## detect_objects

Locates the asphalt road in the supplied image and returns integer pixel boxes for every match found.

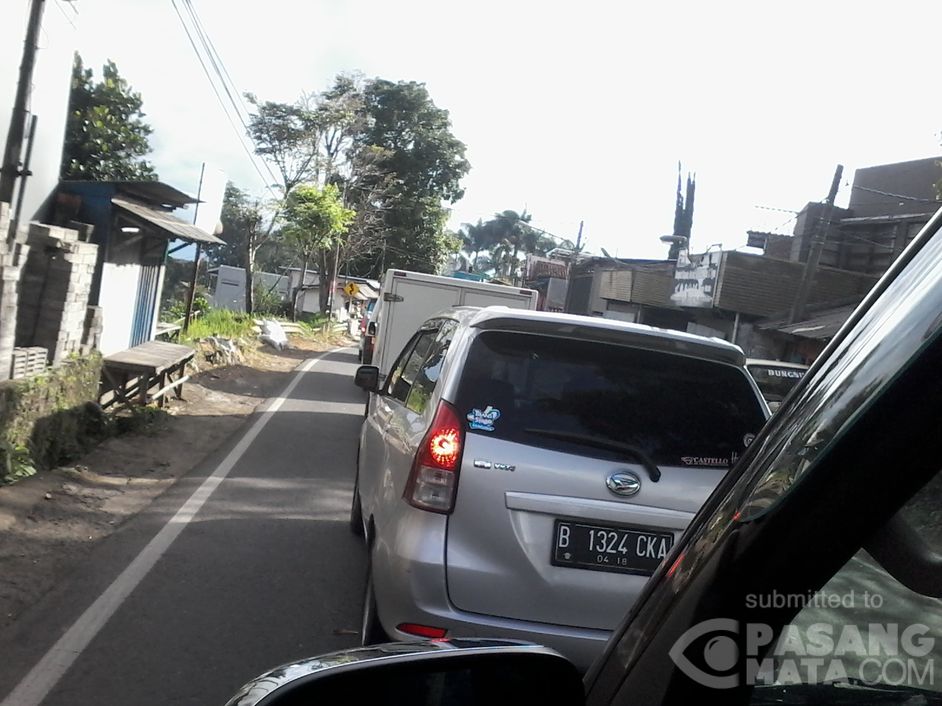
[0,348,367,706]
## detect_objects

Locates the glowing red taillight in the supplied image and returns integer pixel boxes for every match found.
[404,401,464,513]
[397,623,448,639]
[428,427,461,469]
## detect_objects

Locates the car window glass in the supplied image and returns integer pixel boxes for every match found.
[406,320,458,415]
[739,229,942,521]
[746,364,807,405]
[390,327,438,404]
[384,331,422,398]
[454,331,766,468]
[748,470,942,704]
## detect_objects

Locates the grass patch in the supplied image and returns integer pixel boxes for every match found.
[181,308,256,343]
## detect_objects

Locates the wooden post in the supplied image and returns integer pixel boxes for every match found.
[183,243,202,332]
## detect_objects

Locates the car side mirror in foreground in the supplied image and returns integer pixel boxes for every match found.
[354,365,380,392]
[226,640,585,706]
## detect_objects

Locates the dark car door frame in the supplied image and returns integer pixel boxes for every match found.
[586,207,942,706]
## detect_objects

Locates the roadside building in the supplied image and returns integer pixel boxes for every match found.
[663,157,941,363]
[564,258,688,329]
[282,268,380,320]
[50,181,224,354]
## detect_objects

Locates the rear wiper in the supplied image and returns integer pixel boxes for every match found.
[523,429,661,482]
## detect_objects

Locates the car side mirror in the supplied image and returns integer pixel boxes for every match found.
[367,321,377,336]
[355,365,380,392]
[226,641,585,706]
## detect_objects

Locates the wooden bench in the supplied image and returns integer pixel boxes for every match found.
[100,341,195,410]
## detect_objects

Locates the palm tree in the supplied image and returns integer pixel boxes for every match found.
[490,209,532,283]
[457,219,494,272]
[489,240,518,281]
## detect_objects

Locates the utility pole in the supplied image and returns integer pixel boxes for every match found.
[1,0,46,242]
[789,164,843,325]
[183,164,206,333]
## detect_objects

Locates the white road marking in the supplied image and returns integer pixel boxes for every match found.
[1,351,337,706]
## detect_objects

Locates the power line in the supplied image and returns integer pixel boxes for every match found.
[754,204,800,215]
[850,184,942,204]
[53,0,76,29]
[181,0,280,190]
[169,0,278,196]
[174,0,278,189]
[180,0,253,122]
[180,0,250,126]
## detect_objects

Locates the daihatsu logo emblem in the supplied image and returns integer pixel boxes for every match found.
[606,472,641,497]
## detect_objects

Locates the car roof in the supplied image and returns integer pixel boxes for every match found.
[434,306,747,367]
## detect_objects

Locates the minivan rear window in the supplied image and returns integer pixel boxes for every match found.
[454,331,766,468]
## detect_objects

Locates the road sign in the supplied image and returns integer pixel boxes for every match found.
[343,281,360,298]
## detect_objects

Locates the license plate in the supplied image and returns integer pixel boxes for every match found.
[551,520,674,575]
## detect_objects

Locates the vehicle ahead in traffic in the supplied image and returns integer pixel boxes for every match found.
[231,198,942,706]
[350,307,768,670]
[357,298,377,363]
[367,269,538,378]
[745,358,809,411]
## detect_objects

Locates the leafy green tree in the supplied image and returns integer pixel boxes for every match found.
[61,53,157,180]
[457,219,495,272]
[244,76,469,285]
[456,210,572,281]
[281,183,355,317]
[352,79,470,274]
[215,182,271,314]
[245,94,321,196]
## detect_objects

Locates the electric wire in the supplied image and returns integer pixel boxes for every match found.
[169,0,278,196]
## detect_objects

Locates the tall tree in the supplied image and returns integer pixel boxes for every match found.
[244,76,469,294]
[217,183,270,314]
[280,183,355,318]
[457,219,495,272]
[489,210,533,282]
[245,94,321,196]
[243,95,323,312]
[353,79,470,274]
[61,53,157,180]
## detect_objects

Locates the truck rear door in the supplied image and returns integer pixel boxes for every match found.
[378,278,461,375]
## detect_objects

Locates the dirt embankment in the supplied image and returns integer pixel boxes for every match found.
[0,335,345,633]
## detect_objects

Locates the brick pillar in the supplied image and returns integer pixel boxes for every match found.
[16,223,98,366]
[0,202,30,381]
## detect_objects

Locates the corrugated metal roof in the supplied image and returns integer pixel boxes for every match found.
[759,304,858,341]
[113,198,224,245]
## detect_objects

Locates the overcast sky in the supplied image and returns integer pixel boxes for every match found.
[68,0,942,259]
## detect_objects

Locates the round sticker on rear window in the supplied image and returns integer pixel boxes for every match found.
[467,406,501,432]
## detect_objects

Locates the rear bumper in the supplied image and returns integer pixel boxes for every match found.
[371,510,612,672]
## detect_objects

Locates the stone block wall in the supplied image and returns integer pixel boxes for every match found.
[0,352,105,478]
[16,223,98,365]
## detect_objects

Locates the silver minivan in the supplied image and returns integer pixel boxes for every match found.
[352,307,768,670]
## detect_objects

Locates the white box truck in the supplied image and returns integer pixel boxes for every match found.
[368,270,539,377]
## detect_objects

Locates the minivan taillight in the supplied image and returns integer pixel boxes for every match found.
[404,401,464,513]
